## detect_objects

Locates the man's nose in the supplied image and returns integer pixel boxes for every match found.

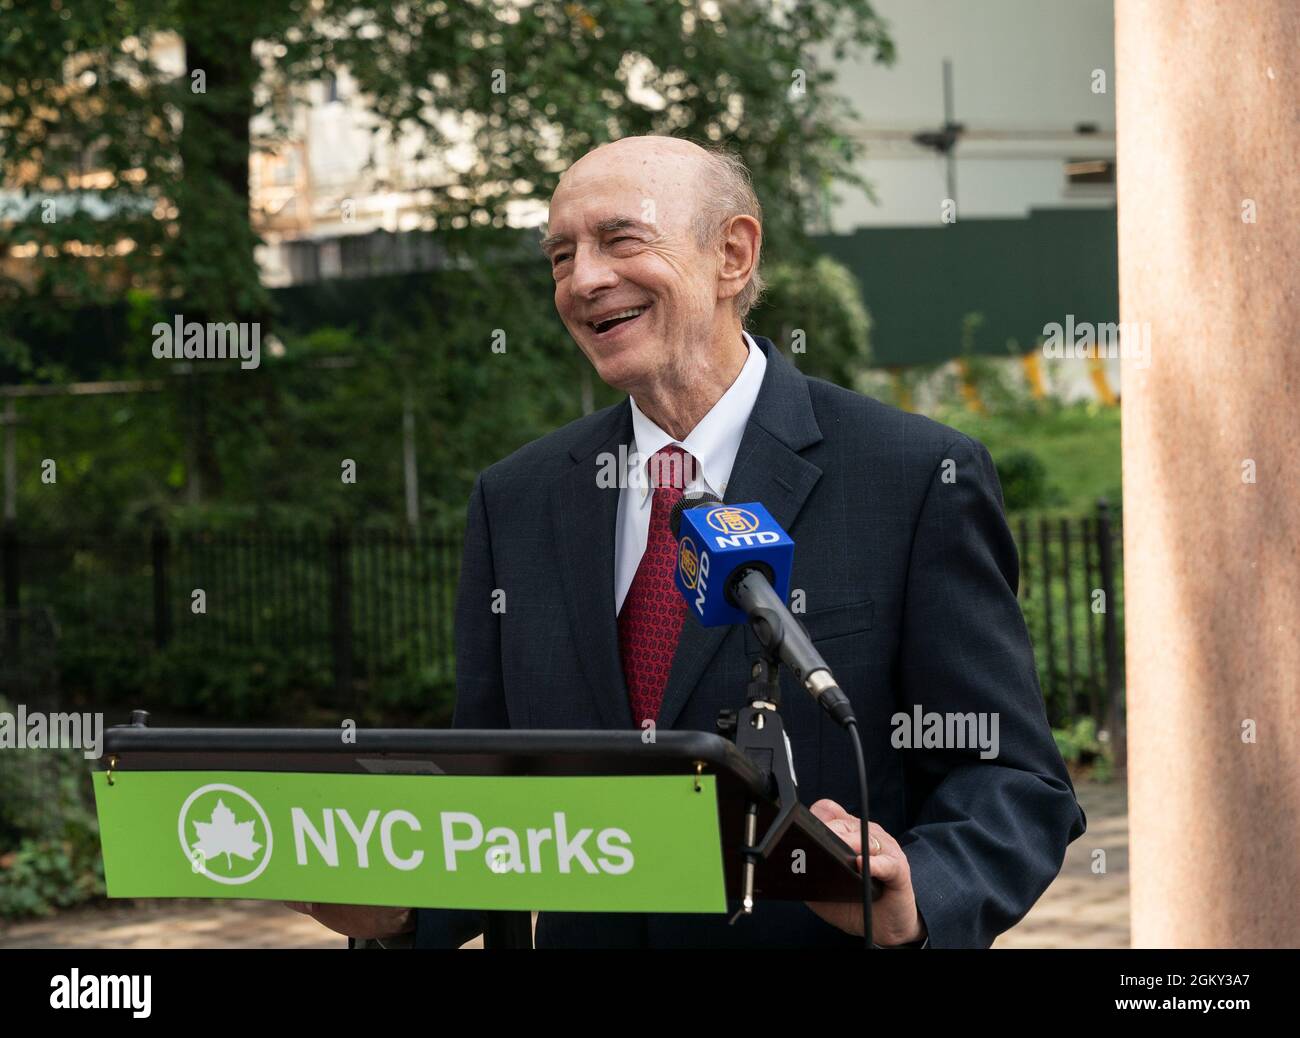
[568,242,619,296]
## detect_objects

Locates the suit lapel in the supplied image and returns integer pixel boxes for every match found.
[552,403,636,730]
[655,337,825,729]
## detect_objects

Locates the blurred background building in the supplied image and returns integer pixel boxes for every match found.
[239,0,1120,399]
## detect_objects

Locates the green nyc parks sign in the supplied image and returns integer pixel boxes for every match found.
[93,771,727,913]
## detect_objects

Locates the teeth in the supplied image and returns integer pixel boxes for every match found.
[592,306,648,330]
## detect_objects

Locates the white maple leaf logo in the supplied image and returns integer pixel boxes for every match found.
[190,798,262,870]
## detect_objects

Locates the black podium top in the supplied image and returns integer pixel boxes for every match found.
[103,722,868,903]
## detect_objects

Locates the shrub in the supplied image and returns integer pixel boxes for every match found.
[0,696,105,919]
[995,449,1049,511]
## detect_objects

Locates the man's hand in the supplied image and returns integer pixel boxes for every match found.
[284,902,415,940]
[805,799,926,946]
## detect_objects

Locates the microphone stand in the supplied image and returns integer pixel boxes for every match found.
[719,583,881,943]
[669,494,877,941]
[721,642,800,922]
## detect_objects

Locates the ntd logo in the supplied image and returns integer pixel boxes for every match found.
[673,500,793,627]
[677,535,711,617]
[705,506,759,535]
[677,537,700,589]
[713,530,782,549]
[690,550,711,617]
[706,504,777,548]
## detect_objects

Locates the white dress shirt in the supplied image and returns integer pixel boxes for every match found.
[614,331,767,615]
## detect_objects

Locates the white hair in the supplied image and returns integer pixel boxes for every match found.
[689,145,765,320]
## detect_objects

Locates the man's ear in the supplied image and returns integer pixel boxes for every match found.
[716,214,761,304]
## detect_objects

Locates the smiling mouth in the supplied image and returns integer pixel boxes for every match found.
[589,303,652,336]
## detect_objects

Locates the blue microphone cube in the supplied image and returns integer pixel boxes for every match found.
[674,501,794,626]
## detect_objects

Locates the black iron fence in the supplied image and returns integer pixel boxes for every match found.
[1013,500,1126,751]
[1,524,460,721]
[0,505,1125,731]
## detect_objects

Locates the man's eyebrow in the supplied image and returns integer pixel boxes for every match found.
[539,217,653,258]
[539,231,567,257]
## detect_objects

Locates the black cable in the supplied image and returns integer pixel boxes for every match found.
[845,716,873,950]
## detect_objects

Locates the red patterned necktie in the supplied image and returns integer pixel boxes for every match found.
[618,445,692,727]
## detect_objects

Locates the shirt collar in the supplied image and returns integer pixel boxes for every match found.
[628,330,767,503]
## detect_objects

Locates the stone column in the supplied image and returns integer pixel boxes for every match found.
[1115,0,1299,947]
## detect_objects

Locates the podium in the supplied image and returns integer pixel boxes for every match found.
[96,716,876,948]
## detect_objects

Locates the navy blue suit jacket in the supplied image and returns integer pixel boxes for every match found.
[416,334,1085,948]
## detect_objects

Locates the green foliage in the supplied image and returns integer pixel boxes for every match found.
[1016,520,1125,732]
[1052,716,1112,781]
[0,1,271,331]
[269,0,894,265]
[995,449,1049,511]
[57,639,332,723]
[0,695,105,919]
[956,315,1035,412]
[6,264,586,535]
[902,323,1121,518]
[752,254,872,385]
[935,401,1122,516]
[3,0,898,533]
[56,642,452,729]
[1053,716,1101,763]
[0,834,105,919]
[2,0,895,355]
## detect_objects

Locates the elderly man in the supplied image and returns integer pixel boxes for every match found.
[292,135,1085,948]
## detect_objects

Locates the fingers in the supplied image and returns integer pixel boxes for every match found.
[861,823,910,888]
[834,821,901,874]
[813,809,912,893]
[814,803,883,853]
[866,846,905,886]
[823,816,862,854]
[806,815,917,941]
[809,798,854,825]
[865,821,894,856]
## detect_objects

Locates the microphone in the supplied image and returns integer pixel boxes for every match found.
[670,493,855,728]
[669,492,792,626]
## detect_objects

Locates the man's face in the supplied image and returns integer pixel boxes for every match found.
[545,147,719,394]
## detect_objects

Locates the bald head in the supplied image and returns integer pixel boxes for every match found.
[543,134,763,410]
[548,135,765,319]
[556,135,712,186]
[554,136,710,241]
